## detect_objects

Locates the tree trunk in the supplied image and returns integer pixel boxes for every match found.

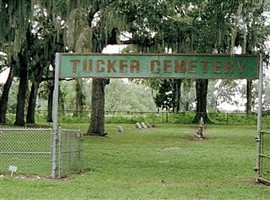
[87,78,108,136]
[246,79,252,114]
[26,80,39,124]
[193,79,210,124]
[241,18,253,115]
[47,80,54,122]
[173,79,182,112]
[14,55,28,126]
[0,65,14,124]
[59,87,66,113]
[85,2,123,136]
[26,61,44,124]
[74,78,84,117]
[86,22,108,136]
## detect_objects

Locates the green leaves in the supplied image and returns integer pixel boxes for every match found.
[105,79,156,112]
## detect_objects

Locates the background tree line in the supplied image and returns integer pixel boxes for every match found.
[4,77,270,115]
[0,0,270,136]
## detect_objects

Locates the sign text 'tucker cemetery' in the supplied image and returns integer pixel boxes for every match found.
[58,54,259,79]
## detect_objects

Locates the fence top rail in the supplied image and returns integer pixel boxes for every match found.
[59,128,81,132]
[0,128,52,131]
[0,151,52,154]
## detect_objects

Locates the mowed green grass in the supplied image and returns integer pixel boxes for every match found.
[1,124,270,200]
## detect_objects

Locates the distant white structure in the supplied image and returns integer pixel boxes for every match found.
[0,68,9,84]
[102,44,127,53]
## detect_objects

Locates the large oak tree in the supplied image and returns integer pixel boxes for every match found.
[0,0,269,129]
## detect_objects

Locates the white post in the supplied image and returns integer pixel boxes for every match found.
[257,54,263,131]
[255,54,263,182]
[52,53,60,179]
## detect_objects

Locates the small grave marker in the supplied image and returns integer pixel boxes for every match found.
[141,122,147,129]
[117,126,124,133]
[135,122,142,129]
[194,117,205,139]
[9,165,17,177]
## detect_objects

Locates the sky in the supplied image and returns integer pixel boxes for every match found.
[0,68,9,84]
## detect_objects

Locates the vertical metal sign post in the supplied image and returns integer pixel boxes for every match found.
[255,54,263,182]
[52,53,60,179]
[257,54,263,131]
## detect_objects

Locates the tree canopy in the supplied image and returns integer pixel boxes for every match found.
[0,0,269,130]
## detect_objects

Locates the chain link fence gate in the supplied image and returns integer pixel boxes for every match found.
[255,131,270,184]
[57,128,83,177]
[0,128,83,178]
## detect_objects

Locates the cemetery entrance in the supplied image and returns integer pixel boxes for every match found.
[55,53,263,181]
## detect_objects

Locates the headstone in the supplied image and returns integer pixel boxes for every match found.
[117,126,124,133]
[135,122,142,129]
[141,122,147,129]
[194,117,205,139]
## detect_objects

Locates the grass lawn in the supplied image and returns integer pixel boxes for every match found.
[1,124,270,199]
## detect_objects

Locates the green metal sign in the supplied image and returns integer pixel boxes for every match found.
[57,53,259,79]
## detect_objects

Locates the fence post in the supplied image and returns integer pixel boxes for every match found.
[52,53,60,179]
[255,54,264,183]
[58,128,62,178]
[51,127,58,179]
[255,133,261,183]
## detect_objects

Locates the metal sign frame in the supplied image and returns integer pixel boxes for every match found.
[52,53,263,179]
[57,53,259,79]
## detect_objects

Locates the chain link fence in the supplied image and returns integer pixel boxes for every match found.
[0,128,52,176]
[0,127,83,178]
[30,110,270,126]
[4,110,270,126]
[57,128,83,178]
[256,131,270,184]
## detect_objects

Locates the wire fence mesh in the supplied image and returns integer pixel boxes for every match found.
[258,131,270,184]
[0,128,52,176]
[0,128,83,178]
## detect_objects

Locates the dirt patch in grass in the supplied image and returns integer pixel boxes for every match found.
[184,135,211,141]
[0,174,53,180]
[0,169,94,181]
